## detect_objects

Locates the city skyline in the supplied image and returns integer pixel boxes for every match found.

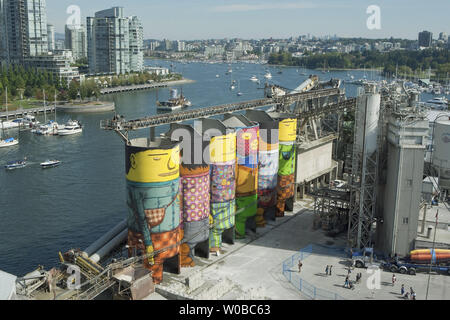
[47,0,450,41]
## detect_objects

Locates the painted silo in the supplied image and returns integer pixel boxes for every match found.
[125,138,182,284]
[195,119,236,254]
[166,124,211,267]
[246,110,280,227]
[223,114,259,238]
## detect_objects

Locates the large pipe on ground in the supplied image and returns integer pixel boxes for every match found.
[89,229,128,264]
[82,219,127,258]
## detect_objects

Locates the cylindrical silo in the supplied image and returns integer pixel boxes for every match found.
[268,113,297,218]
[355,90,381,156]
[276,142,296,217]
[245,110,280,227]
[195,119,237,254]
[223,114,259,238]
[125,138,182,284]
[433,120,450,193]
[165,124,211,267]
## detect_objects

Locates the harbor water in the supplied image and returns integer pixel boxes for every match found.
[0,59,447,276]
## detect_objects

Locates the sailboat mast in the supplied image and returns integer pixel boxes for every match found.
[43,89,46,123]
[54,90,57,122]
[5,86,8,121]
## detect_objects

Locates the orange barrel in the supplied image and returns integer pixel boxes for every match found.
[125,138,182,284]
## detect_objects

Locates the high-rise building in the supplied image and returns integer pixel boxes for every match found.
[128,16,143,72]
[1,0,48,64]
[47,24,55,52]
[65,24,87,61]
[87,7,143,74]
[438,32,448,42]
[0,0,7,64]
[418,30,433,48]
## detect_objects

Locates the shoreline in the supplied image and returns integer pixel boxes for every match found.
[99,78,196,95]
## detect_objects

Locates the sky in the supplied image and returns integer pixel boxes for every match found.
[47,0,450,40]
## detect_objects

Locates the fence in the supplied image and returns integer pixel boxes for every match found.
[282,244,346,300]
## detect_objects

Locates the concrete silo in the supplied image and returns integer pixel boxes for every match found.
[165,124,211,267]
[125,138,182,284]
[246,110,280,227]
[223,114,259,238]
[433,120,450,196]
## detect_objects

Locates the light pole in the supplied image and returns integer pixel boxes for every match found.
[425,209,438,300]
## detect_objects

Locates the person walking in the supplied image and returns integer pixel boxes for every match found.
[401,284,405,296]
[298,260,303,273]
[410,288,416,300]
[325,265,329,276]
[329,265,333,275]
[392,274,397,286]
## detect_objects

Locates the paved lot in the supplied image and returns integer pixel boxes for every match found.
[156,198,450,300]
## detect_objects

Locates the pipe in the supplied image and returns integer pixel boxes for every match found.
[89,229,128,264]
[82,219,127,258]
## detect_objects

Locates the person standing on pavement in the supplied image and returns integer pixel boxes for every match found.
[401,284,405,296]
[329,265,333,275]
[392,274,397,286]
[298,260,303,273]
[325,265,329,276]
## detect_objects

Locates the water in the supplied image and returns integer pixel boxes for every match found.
[0,59,446,276]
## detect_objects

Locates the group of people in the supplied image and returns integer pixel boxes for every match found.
[325,265,333,276]
[400,284,417,300]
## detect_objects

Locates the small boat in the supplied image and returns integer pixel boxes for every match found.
[5,159,27,170]
[58,120,83,136]
[0,137,19,148]
[250,75,259,82]
[425,97,449,110]
[264,72,272,79]
[0,121,19,130]
[40,160,61,169]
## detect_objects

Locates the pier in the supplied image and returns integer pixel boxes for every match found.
[0,106,55,120]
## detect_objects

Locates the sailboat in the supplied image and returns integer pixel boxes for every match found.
[32,90,59,135]
[0,119,18,148]
[0,87,19,130]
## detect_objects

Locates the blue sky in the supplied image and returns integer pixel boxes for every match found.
[47,0,450,40]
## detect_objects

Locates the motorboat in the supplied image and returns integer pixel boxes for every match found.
[5,159,27,170]
[32,120,59,136]
[157,89,191,111]
[58,120,83,136]
[425,97,449,110]
[40,160,61,169]
[0,137,19,148]
[264,72,272,79]
[0,121,19,130]
[250,75,259,82]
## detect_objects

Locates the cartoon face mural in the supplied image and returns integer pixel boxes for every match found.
[278,118,297,142]
[126,144,181,183]
[209,133,237,164]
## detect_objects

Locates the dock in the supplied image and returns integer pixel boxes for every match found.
[0,106,55,120]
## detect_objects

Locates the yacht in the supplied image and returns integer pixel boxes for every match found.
[250,75,259,82]
[0,137,19,148]
[58,120,83,136]
[157,89,191,111]
[32,120,59,136]
[0,121,19,130]
[40,160,61,169]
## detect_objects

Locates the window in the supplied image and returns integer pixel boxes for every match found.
[403,218,409,224]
